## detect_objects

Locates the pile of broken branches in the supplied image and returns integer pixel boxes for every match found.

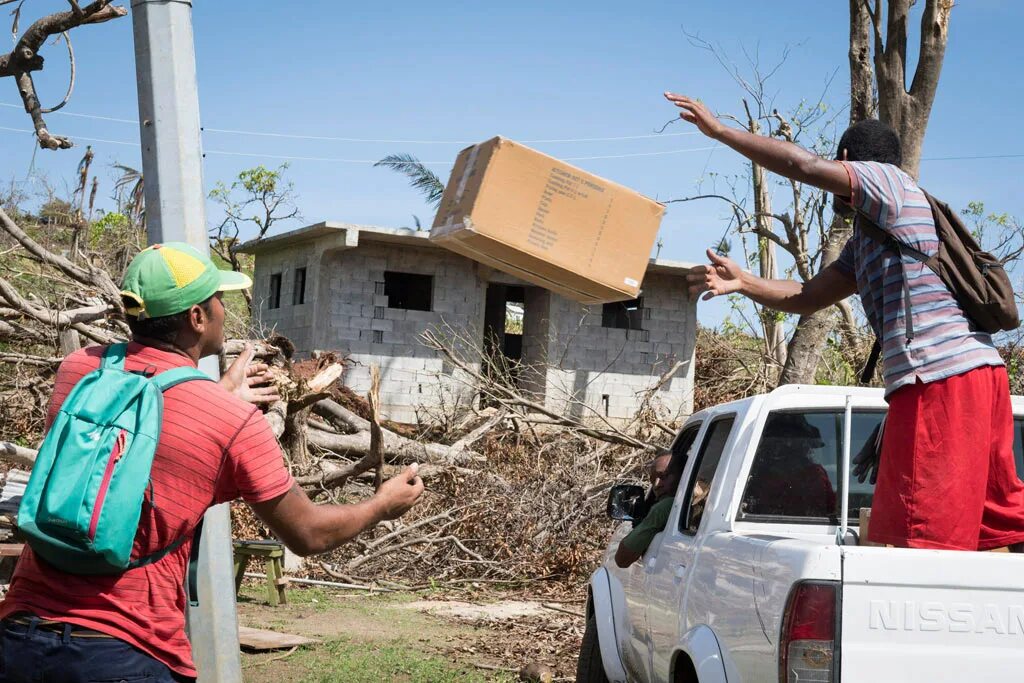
[0,199,672,593]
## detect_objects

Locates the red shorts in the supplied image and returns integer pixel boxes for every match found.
[869,365,1024,550]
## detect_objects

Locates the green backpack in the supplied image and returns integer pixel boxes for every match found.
[18,343,212,598]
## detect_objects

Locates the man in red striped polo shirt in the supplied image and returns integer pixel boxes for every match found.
[0,243,424,682]
[666,92,1024,551]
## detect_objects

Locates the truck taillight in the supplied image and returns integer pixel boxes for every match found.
[779,581,838,683]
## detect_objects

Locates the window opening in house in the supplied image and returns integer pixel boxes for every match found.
[292,267,306,305]
[602,297,644,330]
[268,273,282,310]
[505,286,524,335]
[384,271,432,311]
[502,286,525,362]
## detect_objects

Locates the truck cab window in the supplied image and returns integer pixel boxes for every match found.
[739,410,884,523]
[668,423,701,481]
[680,416,734,535]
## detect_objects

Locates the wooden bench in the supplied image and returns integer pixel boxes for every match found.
[232,540,288,606]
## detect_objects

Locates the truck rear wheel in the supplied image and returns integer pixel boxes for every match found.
[576,613,611,683]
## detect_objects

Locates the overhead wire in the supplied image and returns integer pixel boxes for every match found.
[0,125,720,162]
[0,102,700,144]
[0,103,1022,163]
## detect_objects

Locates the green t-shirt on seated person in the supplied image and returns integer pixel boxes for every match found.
[620,497,674,555]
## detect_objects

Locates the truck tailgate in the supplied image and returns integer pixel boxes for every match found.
[840,546,1024,681]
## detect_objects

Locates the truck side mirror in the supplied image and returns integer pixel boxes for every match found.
[607,484,645,521]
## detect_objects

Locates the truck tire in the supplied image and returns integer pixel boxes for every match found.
[576,613,611,683]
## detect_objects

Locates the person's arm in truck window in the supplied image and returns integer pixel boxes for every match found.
[614,497,673,568]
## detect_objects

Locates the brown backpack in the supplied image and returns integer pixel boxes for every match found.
[857,190,1019,383]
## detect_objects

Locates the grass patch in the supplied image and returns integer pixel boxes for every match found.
[245,636,514,683]
[237,583,336,611]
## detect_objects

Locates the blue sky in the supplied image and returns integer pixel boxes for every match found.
[1,1,1020,327]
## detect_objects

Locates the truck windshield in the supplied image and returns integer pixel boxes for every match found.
[739,411,1024,523]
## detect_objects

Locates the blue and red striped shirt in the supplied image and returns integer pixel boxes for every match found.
[836,161,1003,396]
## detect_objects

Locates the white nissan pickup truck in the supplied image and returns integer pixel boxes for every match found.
[578,384,1024,683]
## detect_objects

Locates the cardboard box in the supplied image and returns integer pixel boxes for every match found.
[430,137,665,304]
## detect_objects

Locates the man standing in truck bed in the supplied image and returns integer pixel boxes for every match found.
[666,91,1024,552]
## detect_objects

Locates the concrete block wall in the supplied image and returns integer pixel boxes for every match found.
[252,232,697,425]
[250,243,316,352]
[543,273,696,423]
[320,243,486,423]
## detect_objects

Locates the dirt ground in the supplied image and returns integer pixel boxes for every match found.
[237,583,585,682]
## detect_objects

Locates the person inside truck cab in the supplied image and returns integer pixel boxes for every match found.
[632,451,673,523]
[615,458,684,568]
[742,413,837,519]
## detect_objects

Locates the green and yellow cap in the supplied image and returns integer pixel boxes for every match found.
[120,242,251,319]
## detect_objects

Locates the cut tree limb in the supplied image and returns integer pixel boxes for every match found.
[313,399,369,433]
[0,352,62,367]
[306,427,481,466]
[449,407,506,452]
[368,366,384,490]
[306,363,344,393]
[0,441,36,467]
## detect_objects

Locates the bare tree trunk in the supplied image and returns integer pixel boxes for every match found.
[753,162,787,371]
[849,0,877,122]
[745,104,787,372]
[778,0,875,385]
[778,218,851,384]
[871,0,953,178]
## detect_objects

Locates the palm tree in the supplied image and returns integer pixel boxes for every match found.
[374,154,445,210]
[113,164,145,228]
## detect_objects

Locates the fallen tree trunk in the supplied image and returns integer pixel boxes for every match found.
[306,426,482,466]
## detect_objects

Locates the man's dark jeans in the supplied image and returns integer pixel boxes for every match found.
[0,617,193,683]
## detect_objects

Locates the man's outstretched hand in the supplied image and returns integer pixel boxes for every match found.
[220,344,282,405]
[376,464,425,520]
[664,92,726,139]
[687,249,745,301]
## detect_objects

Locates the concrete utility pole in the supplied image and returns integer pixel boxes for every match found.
[130,2,242,681]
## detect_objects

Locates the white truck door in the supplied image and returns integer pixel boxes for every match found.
[622,556,654,680]
[647,416,736,683]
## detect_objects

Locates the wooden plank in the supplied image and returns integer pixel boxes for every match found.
[0,543,23,557]
[237,626,318,652]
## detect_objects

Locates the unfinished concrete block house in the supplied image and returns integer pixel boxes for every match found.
[241,222,698,424]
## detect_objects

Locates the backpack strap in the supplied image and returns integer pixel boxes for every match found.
[151,366,215,392]
[101,343,129,370]
[187,517,204,607]
[860,339,882,385]
[126,518,204,606]
[125,366,213,600]
[855,211,929,345]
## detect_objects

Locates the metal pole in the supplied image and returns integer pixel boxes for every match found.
[837,395,853,545]
[130,2,242,681]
